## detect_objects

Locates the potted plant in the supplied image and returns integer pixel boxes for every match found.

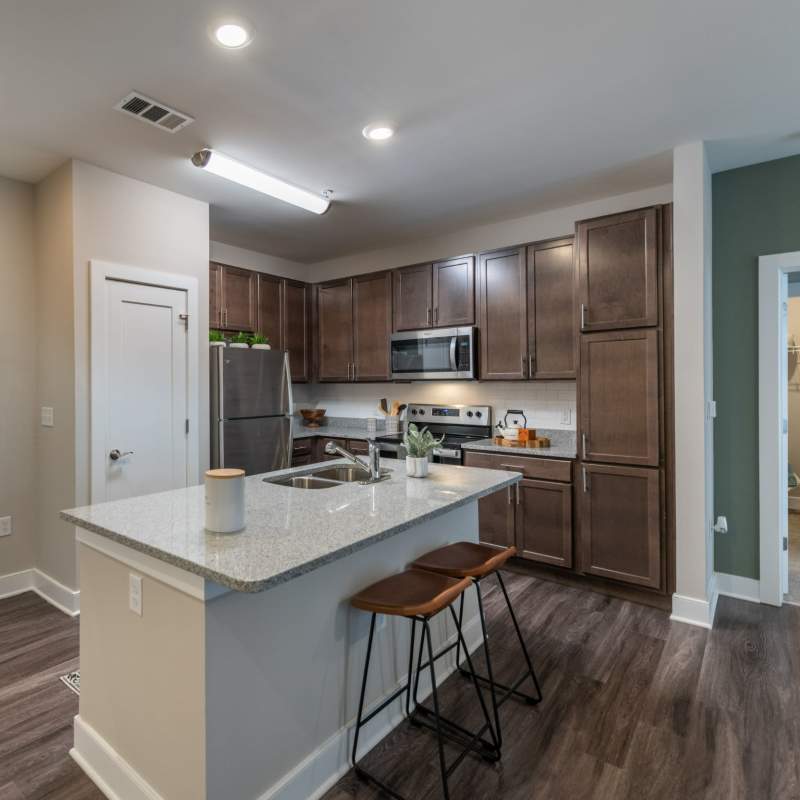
[403,423,443,478]
[209,330,226,347]
[250,333,271,350]
[230,331,250,349]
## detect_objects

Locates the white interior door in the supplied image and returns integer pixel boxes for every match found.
[782,290,790,595]
[100,279,189,502]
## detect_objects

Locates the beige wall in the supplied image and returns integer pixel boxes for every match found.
[210,240,309,281]
[0,177,37,576]
[34,163,77,587]
[72,162,211,513]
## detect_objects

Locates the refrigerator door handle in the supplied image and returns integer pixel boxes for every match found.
[284,351,294,466]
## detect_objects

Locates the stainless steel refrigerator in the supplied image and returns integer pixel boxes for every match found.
[210,347,293,475]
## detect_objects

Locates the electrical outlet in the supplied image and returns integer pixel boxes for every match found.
[41,406,54,427]
[0,516,11,537]
[129,573,142,616]
[560,408,572,426]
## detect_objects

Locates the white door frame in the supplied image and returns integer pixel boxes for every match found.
[758,251,800,606]
[90,260,199,503]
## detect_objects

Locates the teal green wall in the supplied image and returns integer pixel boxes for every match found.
[713,154,800,579]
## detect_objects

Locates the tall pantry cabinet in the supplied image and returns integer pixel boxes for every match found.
[576,204,673,594]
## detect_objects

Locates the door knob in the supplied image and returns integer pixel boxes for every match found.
[109,449,134,461]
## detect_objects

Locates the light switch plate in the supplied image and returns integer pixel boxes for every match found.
[129,573,142,616]
[0,517,11,537]
[41,406,54,427]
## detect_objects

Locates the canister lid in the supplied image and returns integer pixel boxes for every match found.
[205,468,245,479]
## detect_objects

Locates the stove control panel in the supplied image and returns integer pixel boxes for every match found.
[406,404,491,427]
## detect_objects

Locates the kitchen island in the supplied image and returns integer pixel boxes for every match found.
[62,459,519,800]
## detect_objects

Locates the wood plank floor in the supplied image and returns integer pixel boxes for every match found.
[2,575,800,799]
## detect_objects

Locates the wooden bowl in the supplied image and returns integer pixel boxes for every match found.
[300,409,326,428]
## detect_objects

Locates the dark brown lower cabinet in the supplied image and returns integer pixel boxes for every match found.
[516,479,572,567]
[291,440,313,467]
[476,484,515,549]
[579,463,661,589]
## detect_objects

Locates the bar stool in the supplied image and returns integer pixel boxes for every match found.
[410,543,543,749]
[350,568,500,800]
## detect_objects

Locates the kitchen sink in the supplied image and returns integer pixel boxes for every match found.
[263,464,392,489]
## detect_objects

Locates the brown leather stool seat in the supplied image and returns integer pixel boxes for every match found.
[351,568,472,618]
[410,542,517,579]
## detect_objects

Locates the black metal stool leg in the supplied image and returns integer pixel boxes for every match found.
[423,618,450,800]
[405,618,417,718]
[472,581,502,748]
[352,613,376,769]
[496,571,543,704]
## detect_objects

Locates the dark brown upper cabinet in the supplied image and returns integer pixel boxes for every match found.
[393,263,432,331]
[516,478,573,568]
[353,272,392,381]
[433,255,474,327]
[478,247,528,380]
[282,279,310,383]
[317,279,353,382]
[256,273,282,347]
[209,263,222,328]
[317,273,392,382]
[579,463,661,589]
[393,256,474,331]
[577,206,659,332]
[527,237,576,380]
[218,263,257,332]
[580,329,660,467]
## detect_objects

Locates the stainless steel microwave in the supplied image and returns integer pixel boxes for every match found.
[390,327,477,380]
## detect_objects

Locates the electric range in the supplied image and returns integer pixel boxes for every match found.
[374,403,492,464]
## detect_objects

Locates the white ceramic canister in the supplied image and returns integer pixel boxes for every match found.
[205,468,246,533]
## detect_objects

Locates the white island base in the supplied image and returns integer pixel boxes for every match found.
[72,503,483,800]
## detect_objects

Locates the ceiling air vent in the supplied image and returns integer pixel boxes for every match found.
[114,92,194,134]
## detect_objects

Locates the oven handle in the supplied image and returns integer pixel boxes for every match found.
[449,337,457,371]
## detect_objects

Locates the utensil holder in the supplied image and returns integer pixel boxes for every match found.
[385,415,400,434]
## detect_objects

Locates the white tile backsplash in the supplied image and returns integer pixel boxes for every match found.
[292,381,577,430]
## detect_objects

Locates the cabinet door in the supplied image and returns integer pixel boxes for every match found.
[433,255,474,327]
[283,279,310,383]
[528,238,576,379]
[580,329,659,466]
[477,486,515,549]
[577,207,659,331]
[515,479,573,567]
[209,263,223,329]
[393,263,432,331]
[221,265,257,331]
[257,273,283,348]
[579,463,661,589]
[353,272,392,381]
[317,280,353,381]
[478,247,528,380]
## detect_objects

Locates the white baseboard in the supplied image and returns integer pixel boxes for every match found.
[71,616,483,800]
[715,572,761,604]
[72,715,164,800]
[670,573,718,629]
[0,567,80,616]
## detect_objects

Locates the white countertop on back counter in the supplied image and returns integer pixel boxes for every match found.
[61,460,520,594]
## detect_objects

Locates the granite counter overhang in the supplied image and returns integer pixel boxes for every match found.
[61,461,520,595]
[461,435,577,460]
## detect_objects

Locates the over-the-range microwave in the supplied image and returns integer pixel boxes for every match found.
[390,326,477,380]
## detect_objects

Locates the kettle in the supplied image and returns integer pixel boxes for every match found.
[501,409,527,441]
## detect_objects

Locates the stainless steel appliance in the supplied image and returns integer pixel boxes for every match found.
[210,347,293,474]
[375,403,491,464]
[390,327,477,381]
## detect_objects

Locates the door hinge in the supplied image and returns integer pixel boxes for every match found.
[185,418,190,435]
[784,536,789,552]
[783,418,789,435]
[179,313,189,329]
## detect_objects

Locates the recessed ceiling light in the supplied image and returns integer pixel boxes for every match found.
[212,20,253,49]
[362,123,395,142]
[191,149,330,215]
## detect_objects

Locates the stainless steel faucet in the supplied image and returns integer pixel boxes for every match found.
[324,440,383,482]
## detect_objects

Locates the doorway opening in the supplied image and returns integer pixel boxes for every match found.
[786,281,800,604]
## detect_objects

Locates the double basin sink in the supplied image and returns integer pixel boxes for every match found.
[264,464,392,490]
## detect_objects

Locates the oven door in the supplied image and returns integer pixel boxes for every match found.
[390,327,475,380]
[433,447,462,465]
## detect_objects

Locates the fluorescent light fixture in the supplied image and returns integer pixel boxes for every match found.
[362,122,395,141]
[211,19,254,48]
[191,149,331,215]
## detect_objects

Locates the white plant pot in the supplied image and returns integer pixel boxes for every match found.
[406,456,429,478]
[210,341,226,348]
[251,344,271,350]
[229,343,249,349]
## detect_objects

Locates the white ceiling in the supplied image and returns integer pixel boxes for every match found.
[1,0,799,262]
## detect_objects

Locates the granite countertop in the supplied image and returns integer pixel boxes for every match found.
[61,461,519,594]
[462,429,577,459]
[293,425,373,441]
